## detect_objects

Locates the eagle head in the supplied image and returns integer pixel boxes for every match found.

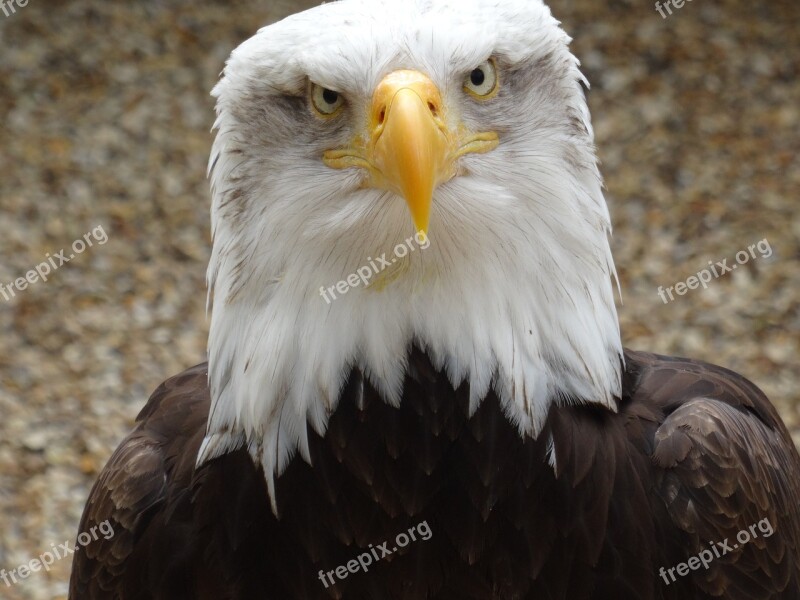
[199,0,623,499]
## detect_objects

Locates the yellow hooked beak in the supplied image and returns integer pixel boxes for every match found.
[323,70,499,236]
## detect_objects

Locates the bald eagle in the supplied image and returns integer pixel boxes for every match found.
[69,0,800,598]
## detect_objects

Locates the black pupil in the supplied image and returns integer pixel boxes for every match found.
[470,68,485,87]
[322,89,339,105]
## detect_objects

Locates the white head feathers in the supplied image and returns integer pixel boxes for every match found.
[197,0,622,510]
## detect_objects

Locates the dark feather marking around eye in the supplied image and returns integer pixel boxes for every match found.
[232,88,352,173]
[503,51,559,97]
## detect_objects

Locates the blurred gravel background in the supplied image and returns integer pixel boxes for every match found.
[0,0,797,598]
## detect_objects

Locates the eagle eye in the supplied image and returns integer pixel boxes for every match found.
[464,58,498,99]
[311,83,345,117]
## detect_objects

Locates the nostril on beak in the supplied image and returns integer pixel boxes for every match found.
[377,96,437,127]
